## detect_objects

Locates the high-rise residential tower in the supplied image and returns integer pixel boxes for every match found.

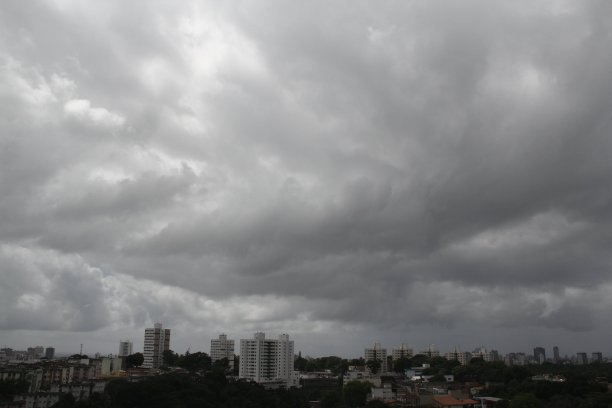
[119,340,133,357]
[143,323,170,368]
[445,347,470,365]
[365,343,388,373]
[239,332,296,387]
[419,345,440,358]
[533,347,546,364]
[211,334,235,369]
[392,344,413,360]
[553,346,560,363]
[472,346,491,362]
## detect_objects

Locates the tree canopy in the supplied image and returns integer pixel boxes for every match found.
[343,380,373,408]
[125,353,144,368]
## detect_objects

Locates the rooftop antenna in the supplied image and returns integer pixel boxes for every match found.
[80,344,83,356]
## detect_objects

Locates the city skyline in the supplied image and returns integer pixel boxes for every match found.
[2,1,612,358]
[1,333,607,363]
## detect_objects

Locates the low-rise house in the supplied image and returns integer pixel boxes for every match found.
[370,384,396,402]
[432,395,478,408]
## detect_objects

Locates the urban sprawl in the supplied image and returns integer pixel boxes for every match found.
[1,324,610,407]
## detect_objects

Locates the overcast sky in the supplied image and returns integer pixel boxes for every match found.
[1,0,612,359]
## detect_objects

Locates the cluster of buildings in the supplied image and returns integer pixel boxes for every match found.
[367,383,494,408]
[356,343,499,371]
[135,325,298,388]
[1,326,609,407]
[0,355,130,408]
[0,348,54,362]
[506,346,604,366]
[356,343,606,369]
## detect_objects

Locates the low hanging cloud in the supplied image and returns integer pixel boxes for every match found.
[64,99,125,127]
[1,0,612,356]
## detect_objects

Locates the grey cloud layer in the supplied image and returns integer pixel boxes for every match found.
[1,0,612,354]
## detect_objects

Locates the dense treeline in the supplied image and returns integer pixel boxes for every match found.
[1,353,607,407]
[418,358,612,408]
[295,355,612,407]
[52,372,311,408]
[482,362,612,408]
[160,350,236,374]
[48,373,388,408]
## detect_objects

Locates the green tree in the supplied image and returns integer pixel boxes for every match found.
[125,352,144,368]
[320,390,343,408]
[344,380,373,408]
[348,358,366,366]
[410,354,430,367]
[509,393,542,408]
[340,360,350,375]
[366,360,381,375]
[162,350,179,366]
[366,400,387,408]
[233,355,239,376]
[212,357,229,370]
[176,351,211,372]
[295,356,308,371]
[319,356,344,374]
[430,356,449,368]
[393,357,411,374]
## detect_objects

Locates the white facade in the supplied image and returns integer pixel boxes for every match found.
[472,346,491,362]
[392,344,413,360]
[364,343,387,373]
[239,332,296,387]
[101,357,123,376]
[344,369,379,386]
[371,385,395,402]
[419,345,440,358]
[445,347,470,365]
[143,323,170,368]
[118,340,133,357]
[210,334,235,369]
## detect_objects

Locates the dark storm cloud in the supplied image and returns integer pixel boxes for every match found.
[1,0,612,355]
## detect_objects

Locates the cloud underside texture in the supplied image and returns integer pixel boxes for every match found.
[1,1,612,352]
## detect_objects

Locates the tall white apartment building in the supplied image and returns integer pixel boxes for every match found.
[419,345,440,358]
[472,346,491,362]
[392,344,413,360]
[239,332,296,387]
[592,352,603,363]
[445,347,470,365]
[143,323,170,368]
[364,343,388,373]
[211,334,235,369]
[118,340,133,357]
